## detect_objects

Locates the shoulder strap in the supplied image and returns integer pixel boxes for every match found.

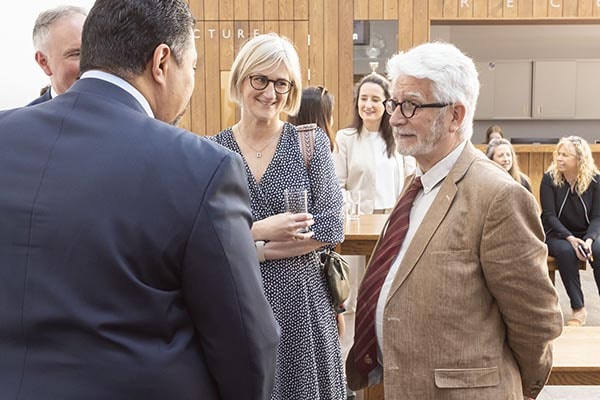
[296,123,317,170]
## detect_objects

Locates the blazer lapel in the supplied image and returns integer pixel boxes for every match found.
[384,143,480,306]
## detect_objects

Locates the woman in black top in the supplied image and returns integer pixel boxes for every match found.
[540,136,600,326]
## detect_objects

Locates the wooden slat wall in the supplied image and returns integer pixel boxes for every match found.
[186,0,600,136]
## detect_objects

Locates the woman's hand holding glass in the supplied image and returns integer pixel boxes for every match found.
[253,212,314,242]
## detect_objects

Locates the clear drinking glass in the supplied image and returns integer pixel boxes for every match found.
[345,191,361,220]
[284,187,309,233]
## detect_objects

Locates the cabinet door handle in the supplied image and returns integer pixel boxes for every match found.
[538,105,543,115]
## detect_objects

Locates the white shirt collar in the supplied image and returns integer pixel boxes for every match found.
[417,140,467,193]
[79,70,154,118]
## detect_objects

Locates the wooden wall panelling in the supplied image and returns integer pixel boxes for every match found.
[528,152,547,204]
[414,0,429,45]
[219,21,235,70]
[518,0,534,17]
[563,0,579,17]
[191,21,207,135]
[249,0,264,20]
[548,0,563,17]
[204,21,222,135]
[578,0,594,17]
[398,0,414,50]
[429,0,445,19]
[263,20,279,34]
[234,21,251,53]
[233,0,249,20]
[264,0,279,20]
[338,0,354,130]
[190,0,204,20]
[458,0,474,18]
[204,0,219,20]
[295,0,309,20]
[503,0,518,18]
[355,0,369,20]
[279,21,295,43]
[596,1,600,16]
[294,21,310,89]
[443,0,459,18]
[279,0,294,20]
[323,0,339,112]
[490,0,504,18]
[220,0,234,20]
[533,0,549,17]
[218,22,235,130]
[309,0,325,84]
[369,0,385,20]
[473,0,489,18]
[383,0,399,20]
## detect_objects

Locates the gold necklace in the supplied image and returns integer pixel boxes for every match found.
[235,126,280,158]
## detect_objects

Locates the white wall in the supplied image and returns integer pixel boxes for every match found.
[430,24,600,144]
[0,1,94,110]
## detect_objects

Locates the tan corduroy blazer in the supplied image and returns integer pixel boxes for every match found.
[347,143,563,400]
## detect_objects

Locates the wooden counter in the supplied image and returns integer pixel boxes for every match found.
[337,214,388,262]
[475,143,600,204]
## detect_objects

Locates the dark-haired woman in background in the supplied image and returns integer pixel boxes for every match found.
[288,85,335,151]
[541,136,600,327]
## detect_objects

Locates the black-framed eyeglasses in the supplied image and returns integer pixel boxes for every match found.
[384,99,450,119]
[248,75,294,94]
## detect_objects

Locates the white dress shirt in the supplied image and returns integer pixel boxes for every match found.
[375,140,467,362]
[80,70,154,118]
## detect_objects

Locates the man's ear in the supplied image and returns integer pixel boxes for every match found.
[150,44,171,85]
[449,103,466,134]
[35,51,52,76]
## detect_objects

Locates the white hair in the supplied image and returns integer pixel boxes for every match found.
[386,42,479,141]
[32,6,87,51]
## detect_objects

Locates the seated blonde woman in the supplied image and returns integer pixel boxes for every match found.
[486,138,532,192]
[541,136,600,326]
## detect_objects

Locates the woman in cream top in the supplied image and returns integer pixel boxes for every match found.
[333,73,415,214]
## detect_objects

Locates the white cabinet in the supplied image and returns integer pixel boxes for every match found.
[532,61,577,119]
[575,60,600,119]
[475,61,532,120]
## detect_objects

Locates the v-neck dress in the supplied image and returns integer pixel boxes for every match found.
[211,122,345,400]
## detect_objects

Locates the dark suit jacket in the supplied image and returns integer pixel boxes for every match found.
[0,78,279,400]
[26,88,52,106]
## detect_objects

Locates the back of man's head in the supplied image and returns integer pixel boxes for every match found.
[80,0,195,80]
[32,6,87,52]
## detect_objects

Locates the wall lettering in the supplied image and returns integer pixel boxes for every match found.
[550,0,561,7]
[507,0,514,7]
[194,28,262,40]
[461,0,469,7]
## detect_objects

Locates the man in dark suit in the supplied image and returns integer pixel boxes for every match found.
[0,1,279,399]
[27,5,87,106]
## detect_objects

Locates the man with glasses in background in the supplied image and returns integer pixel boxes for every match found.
[346,42,563,400]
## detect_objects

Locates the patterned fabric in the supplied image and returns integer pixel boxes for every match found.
[211,122,345,400]
[353,176,422,377]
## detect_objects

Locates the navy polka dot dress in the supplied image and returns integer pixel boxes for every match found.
[211,122,346,400]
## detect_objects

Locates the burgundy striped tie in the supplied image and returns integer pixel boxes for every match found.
[353,176,422,377]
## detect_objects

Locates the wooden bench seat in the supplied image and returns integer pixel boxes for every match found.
[547,256,587,285]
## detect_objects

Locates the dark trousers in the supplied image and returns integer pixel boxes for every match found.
[546,235,600,309]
